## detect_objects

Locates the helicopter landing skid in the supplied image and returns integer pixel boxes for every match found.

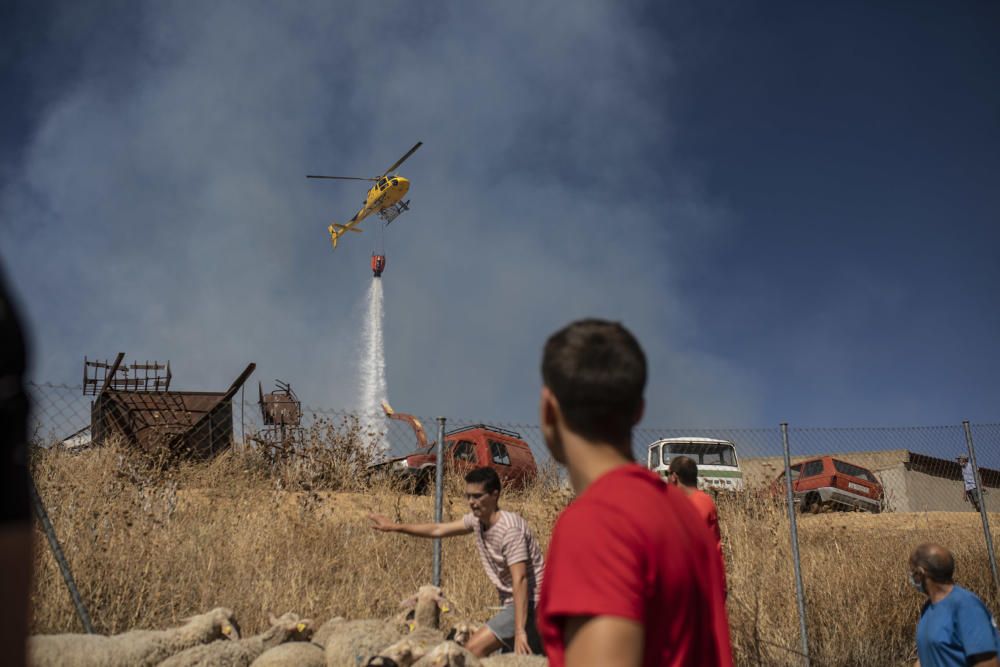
[378,200,410,225]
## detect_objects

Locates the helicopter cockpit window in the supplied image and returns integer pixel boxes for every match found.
[377,178,388,190]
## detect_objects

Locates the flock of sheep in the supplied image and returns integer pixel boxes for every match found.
[28,585,547,667]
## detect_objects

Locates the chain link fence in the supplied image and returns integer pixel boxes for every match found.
[25,381,1000,664]
[29,382,1000,514]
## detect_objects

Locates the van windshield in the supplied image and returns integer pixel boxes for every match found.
[664,442,737,467]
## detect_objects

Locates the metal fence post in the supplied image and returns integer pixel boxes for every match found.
[964,421,1000,593]
[781,423,810,666]
[433,417,446,587]
[28,475,94,633]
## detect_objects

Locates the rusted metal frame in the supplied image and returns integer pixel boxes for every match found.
[183,364,256,454]
[96,352,125,396]
[127,392,189,451]
[220,363,257,403]
[96,394,133,445]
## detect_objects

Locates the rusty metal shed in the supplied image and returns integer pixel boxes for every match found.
[259,380,302,428]
[84,353,255,459]
[255,380,304,450]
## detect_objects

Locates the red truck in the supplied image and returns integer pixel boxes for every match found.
[372,402,538,492]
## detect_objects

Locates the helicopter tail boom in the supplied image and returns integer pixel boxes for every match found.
[327,222,363,249]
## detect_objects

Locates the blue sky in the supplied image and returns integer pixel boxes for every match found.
[1,0,997,430]
[656,1,1000,424]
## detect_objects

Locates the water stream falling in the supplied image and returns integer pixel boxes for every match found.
[359,277,389,454]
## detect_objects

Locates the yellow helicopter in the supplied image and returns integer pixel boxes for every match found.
[307,141,422,249]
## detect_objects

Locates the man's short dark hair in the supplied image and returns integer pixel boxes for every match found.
[465,467,501,495]
[910,543,955,583]
[541,319,647,443]
[668,456,699,487]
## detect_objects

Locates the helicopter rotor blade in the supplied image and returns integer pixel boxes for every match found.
[380,141,423,176]
[306,175,378,181]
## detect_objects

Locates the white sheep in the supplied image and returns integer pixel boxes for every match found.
[398,585,452,631]
[250,641,326,667]
[396,584,458,653]
[365,637,428,666]
[480,655,548,666]
[411,641,481,667]
[311,617,345,648]
[159,612,312,667]
[324,585,452,667]
[27,607,239,667]
[444,622,480,647]
[322,619,403,667]
[401,589,483,655]
[412,643,549,667]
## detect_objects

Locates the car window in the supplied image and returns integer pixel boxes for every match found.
[649,446,661,468]
[777,464,802,484]
[833,460,876,483]
[490,440,511,466]
[452,440,477,463]
[801,460,825,478]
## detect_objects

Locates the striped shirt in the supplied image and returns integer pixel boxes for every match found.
[463,510,545,606]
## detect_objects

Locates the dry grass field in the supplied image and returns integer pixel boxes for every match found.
[28,432,1000,666]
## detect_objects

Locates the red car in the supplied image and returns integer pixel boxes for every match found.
[373,404,538,492]
[772,456,884,513]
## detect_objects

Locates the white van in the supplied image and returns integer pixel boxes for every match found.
[646,437,744,492]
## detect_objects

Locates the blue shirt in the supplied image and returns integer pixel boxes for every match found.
[917,585,1000,667]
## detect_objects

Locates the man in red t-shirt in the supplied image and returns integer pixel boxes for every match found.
[536,319,733,667]
[667,455,722,552]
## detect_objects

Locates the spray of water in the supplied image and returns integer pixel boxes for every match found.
[360,277,389,454]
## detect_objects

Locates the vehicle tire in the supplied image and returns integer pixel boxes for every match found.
[800,492,819,514]
[412,469,432,495]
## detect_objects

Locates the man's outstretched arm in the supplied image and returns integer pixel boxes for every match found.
[368,513,472,538]
[563,615,644,667]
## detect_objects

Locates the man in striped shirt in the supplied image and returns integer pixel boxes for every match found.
[368,467,546,656]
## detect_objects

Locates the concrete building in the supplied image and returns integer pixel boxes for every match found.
[742,449,1000,513]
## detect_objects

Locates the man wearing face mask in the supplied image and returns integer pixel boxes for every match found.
[910,543,1000,667]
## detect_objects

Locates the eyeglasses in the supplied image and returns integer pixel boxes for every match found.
[465,492,488,501]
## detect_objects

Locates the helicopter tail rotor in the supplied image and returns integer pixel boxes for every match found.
[328,222,363,250]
